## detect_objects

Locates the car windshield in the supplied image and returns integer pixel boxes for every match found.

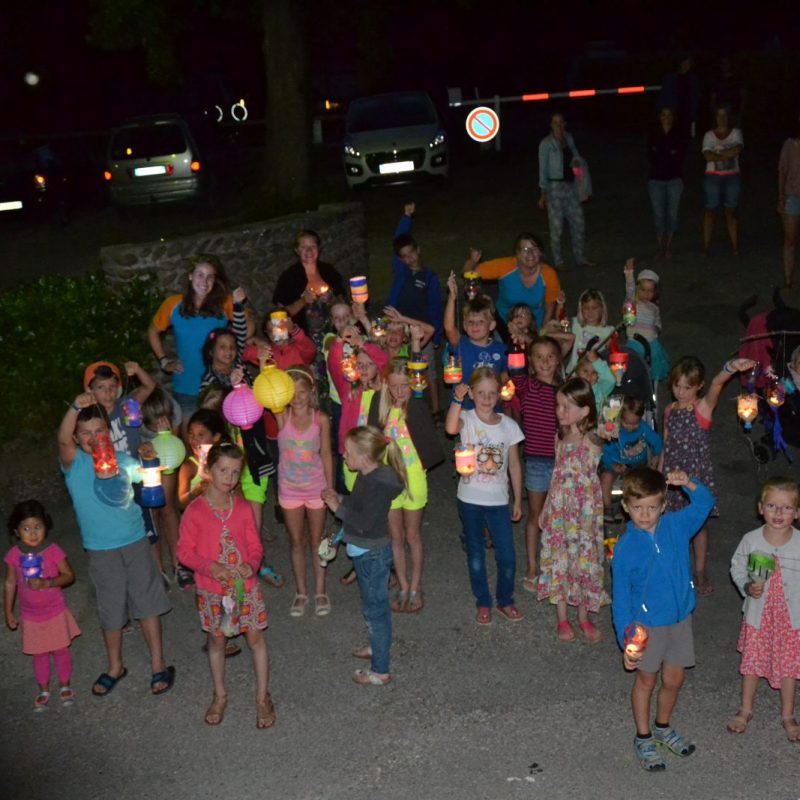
[110,124,187,160]
[347,94,436,133]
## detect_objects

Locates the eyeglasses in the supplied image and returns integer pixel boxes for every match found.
[763,503,796,513]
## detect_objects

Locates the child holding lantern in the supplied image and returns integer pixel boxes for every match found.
[611,467,714,771]
[623,259,670,382]
[727,476,800,742]
[58,395,174,698]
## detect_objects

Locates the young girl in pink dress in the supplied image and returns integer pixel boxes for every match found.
[728,476,800,742]
[276,367,334,618]
[4,500,81,711]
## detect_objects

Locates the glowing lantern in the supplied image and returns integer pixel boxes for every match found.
[747,551,776,585]
[500,379,516,402]
[463,271,480,300]
[371,317,386,342]
[443,355,463,385]
[737,392,759,430]
[223,383,263,430]
[603,536,618,561]
[341,355,361,383]
[253,363,295,414]
[622,301,637,326]
[139,456,166,508]
[350,275,368,304]
[766,381,786,408]
[270,311,289,343]
[609,352,628,386]
[317,284,330,297]
[153,430,187,475]
[19,553,43,580]
[197,444,212,479]
[92,431,119,479]
[624,623,648,657]
[601,396,623,438]
[455,444,477,476]
[407,360,429,397]
[508,341,527,375]
[121,398,142,427]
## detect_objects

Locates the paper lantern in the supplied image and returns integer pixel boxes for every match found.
[407,360,428,397]
[92,432,119,479]
[153,430,187,474]
[737,393,759,430]
[463,271,480,300]
[443,356,463,385]
[341,355,360,383]
[19,553,43,580]
[455,444,477,476]
[609,352,628,386]
[624,623,648,657]
[253,363,295,414]
[139,456,166,508]
[223,383,263,430]
[270,310,290,343]
[121,397,142,427]
[500,379,516,402]
[350,275,368,304]
[622,301,637,327]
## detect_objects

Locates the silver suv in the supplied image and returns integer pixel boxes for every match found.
[104,115,206,207]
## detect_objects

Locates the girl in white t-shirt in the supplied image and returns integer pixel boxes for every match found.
[445,366,524,626]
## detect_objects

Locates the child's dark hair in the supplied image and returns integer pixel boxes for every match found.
[206,441,244,471]
[528,335,563,380]
[668,356,705,391]
[88,364,119,386]
[187,409,229,441]
[8,500,53,538]
[622,467,667,502]
[393,233,418,255]
[622,394,646,418]
[557,377,597,435]
[76,403,110,428]
[201,327,236,367]
[142,387,175,431]
[508,303,538,335]
[463,294,495,321]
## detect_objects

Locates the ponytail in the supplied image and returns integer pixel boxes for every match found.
[345,425,409,496]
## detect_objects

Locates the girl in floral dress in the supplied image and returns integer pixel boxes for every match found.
[177,442,274,729]
[538,377,607,643]
[660,356,755,595]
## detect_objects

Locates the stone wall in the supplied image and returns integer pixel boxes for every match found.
[99,202,369,321]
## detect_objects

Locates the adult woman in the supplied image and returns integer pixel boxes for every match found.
[647,107,687,260]
[777,116,800,288]
[538,113,593,269]
[702,105,744,256]
[467,234,561,329]
[272,230,345,341]
[148,254,251,416]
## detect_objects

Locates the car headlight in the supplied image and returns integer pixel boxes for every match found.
[343,143,360,158]
[428,132,446,149]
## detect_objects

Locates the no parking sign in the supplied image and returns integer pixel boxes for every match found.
[465,106,500,142]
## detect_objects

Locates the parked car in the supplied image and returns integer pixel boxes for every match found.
[0,140,70,223]
[343,91,448,188]
[104,115,209,208]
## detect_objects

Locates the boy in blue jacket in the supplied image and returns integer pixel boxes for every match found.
[611,467,713,772]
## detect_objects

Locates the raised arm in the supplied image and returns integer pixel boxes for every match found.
[127,361,156,404]
[58,392,95,470]
[699,357,757,418]
[443,271,461,348]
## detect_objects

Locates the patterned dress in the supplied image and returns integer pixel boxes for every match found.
[662,403,719,516]
[538,438,608,612]
[737,560,800,688]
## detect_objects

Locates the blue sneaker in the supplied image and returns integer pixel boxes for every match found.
[634,736,666,771]
[653,725,696,757]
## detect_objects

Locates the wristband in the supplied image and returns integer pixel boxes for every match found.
[451,397,463,405]
[71,402,81,412]
[722,361,734,375]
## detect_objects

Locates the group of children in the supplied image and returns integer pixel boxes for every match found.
[3,205,799,767]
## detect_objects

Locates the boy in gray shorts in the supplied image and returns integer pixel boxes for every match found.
[59,394,174,698]
[611,467,714,771]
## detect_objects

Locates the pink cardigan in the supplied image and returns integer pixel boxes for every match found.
[177,495,264,594]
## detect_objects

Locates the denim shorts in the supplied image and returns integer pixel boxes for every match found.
[524,456,554,493]
[785,194,800,216]
[703,173,741,209]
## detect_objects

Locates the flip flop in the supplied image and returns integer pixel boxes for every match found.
[150,665,176,696]
[92,668,128,697]
[353,669,391,686]
[521,576,538,593]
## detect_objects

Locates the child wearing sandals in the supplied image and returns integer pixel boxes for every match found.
[177,442,274,728]
[4,500,81,711]
[612,467,714,771]
[727,476,800,743]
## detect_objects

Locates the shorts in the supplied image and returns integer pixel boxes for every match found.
[279,496,325,510]
[637,616,695,673]
[88,537,171,631]
[703,173,741,209]
[240,464,268,504]
[390,466,428,511]
[785,194,800,216]
[173,392,199,418]
[524,456,554,493]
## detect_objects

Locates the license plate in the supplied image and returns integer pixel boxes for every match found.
[0,200,23,211]
[379,161,414,175]
[134,165,167,177]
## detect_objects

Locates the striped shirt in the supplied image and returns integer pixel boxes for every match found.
[510,374,558,457]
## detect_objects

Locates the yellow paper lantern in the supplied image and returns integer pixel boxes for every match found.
[253,363,295,413]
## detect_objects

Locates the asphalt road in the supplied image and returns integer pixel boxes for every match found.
[1,126,799,800]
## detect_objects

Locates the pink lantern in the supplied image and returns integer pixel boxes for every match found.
[223,384,263,430]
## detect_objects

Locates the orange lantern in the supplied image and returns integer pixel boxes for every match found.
[92,432,119,479]
[500,379,516,401]
[341,355,361,383]
[624,622,648,657]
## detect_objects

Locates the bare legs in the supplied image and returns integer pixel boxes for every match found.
[632,663,685,737]
[154,471,180,572]
[284,506,327,598]
[692,525,712,594]
[525,490,546,580]
[704,209,739,255]
[728,675,799,740]
[782,213,800,287]
[389,507,424,597]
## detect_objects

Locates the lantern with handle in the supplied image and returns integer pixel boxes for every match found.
[455,444,477,476]
[139,456,166,508]
[92,431,119,479]
[747,551,776,586]
[443,355,463,385]
[463,271,480,300]
[766,380,786,409]
[349,276,368,304]
[223,383,263,430]
[371,317,387,342]
[152,430,187,475]
[253,363,295,414]
[19,552,43,580]
[407,360,429,398]
[269,310,290,343]
[737,392,759,430]
[121,398,142,427]
[608,352,629,386]
[624,622,648,657]
[622,301,637,327]
[341,354,360,383]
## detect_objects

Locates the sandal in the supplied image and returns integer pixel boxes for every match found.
[340,567,357,586]
[92,668,128,697]
[256,692,276,729]
[289,593,309,617]
[351,645,372,660]
[782,716,800,742]
[258,565,285,588]
[204,694,227,726]
[521,576,538,593]
[726,709,753,734]
[353,669,391,687]
[151,665,176,696]
[314,593,331,616]
[495,604,524,622]
[476,607,492,626]
[578,620,603,643]
[557,620,576,643]
[407,591,424,614]
[59,686,75,706]
[391,589,409,613]
[34,691,51,712]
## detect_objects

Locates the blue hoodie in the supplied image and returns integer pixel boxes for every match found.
[611,481,714,649]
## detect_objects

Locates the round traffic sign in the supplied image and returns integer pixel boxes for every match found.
[465,106,499,142]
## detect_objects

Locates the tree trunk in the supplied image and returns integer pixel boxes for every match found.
[262,0,310,209]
